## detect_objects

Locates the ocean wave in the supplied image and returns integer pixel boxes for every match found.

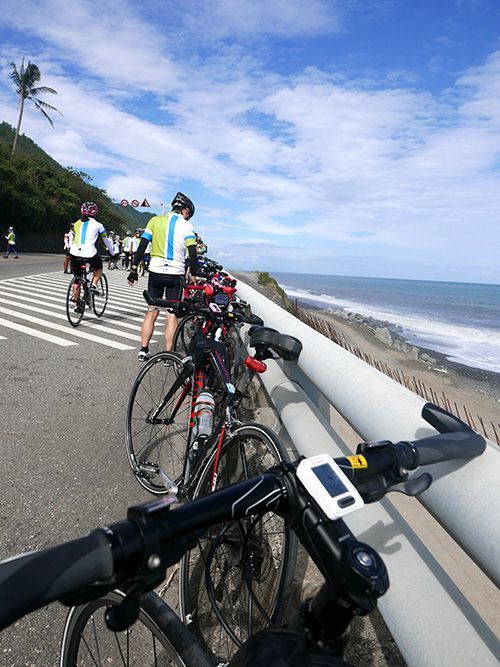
[281,285,500,373]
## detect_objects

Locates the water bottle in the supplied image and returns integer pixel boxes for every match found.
[193,391,215,438]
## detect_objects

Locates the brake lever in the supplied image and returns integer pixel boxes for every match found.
[388,473,432,497]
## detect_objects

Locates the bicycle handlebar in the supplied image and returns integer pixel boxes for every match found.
[0,405,485,637]
[0,529,113,632]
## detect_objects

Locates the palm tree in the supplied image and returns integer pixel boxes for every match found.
[10,58,61,156]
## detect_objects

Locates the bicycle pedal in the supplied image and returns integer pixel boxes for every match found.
[137,462,159,476]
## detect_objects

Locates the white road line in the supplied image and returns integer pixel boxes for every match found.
[0,282,148,325]
[0,306,134,350]
[15,275,148,312]
[0,287,147,332]
[0,317,76,347]
[0,297,141,341]
[37,275,149,309]
[7,279,167,322]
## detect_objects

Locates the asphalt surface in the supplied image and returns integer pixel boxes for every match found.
[0,255,406,667]
[0,255,156,666]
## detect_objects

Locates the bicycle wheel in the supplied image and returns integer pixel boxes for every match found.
[179,423,297,664]
[92,273,108,317]
[60,589,214,666]
[66,277,85,327]
[125,352,193,495]
[172,315,200,356]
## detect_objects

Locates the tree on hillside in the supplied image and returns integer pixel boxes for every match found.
[10,58,61,156]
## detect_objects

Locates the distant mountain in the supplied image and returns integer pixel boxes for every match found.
[0,121,151,252]
[114,202,153,230]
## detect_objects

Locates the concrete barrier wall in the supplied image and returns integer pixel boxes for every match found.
[236,279,500,666]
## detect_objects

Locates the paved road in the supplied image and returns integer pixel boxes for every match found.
[0,256,166,666]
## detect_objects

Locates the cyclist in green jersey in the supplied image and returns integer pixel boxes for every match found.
[127,193,198,361]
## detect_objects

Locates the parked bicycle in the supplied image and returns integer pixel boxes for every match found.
[124,290,303,653]
[65,262,108,327]
[0,404,485,666]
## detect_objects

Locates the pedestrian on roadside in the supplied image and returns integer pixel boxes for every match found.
[127,193,198,360]
[4,227,19,259]
[63,223,74,273]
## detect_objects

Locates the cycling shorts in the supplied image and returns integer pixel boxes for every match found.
[148,272,184,301]
[70,253,103,276]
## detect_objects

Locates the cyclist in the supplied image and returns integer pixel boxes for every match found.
[127,193,198,361]
[130,229,141,254]
[63,223,74,273]
[107,234,120,270]
[4,227,19,259]
[122,231,133,269]
[69,202,114,311]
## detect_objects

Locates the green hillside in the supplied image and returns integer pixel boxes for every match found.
[0,122,153,252]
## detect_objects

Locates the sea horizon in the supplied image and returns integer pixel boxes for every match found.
[269,271,500,377]
[259,269,500,289]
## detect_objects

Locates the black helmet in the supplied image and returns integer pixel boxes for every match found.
[171,192,195,218]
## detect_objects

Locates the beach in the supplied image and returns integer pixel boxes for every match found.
[233,270,500,443]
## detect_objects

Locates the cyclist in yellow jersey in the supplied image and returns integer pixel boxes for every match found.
[127,193,198,361]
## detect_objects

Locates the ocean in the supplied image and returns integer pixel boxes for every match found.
[273,273,500,376]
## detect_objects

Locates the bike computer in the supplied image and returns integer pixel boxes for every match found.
[296,454,364,520]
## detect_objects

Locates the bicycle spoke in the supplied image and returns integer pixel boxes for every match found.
[112,630,127,666]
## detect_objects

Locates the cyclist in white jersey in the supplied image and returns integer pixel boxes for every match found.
[69,202,114,308]
[127,192,198,360]
[122,231,133,269]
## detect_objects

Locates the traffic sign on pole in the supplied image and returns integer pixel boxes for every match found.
[120,199,129,207]
[141,198,150,207]
[131,200,139,208]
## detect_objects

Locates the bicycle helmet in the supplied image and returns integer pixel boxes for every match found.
[80,202,98,217]
[171,192,195,218]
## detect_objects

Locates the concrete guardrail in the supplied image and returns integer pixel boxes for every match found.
[236,279,500,667]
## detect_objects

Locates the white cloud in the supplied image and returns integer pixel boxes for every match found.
[178,0,341,40]
[0,1,499,280]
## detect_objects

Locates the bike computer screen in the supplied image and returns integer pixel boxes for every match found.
[297,454,364,520]
[312,463,349,497]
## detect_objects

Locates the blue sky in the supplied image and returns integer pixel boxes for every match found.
[0,0,499,283]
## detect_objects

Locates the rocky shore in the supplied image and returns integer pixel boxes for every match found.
[232,270,500,443]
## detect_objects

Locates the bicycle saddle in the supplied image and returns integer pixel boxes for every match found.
[189,331,229,361]
[249,326,303,361]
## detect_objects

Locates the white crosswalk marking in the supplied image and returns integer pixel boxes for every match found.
[0,306,134,350]
[0,317,77,346]
[0,269,169,351]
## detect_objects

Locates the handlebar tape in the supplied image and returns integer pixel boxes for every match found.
[0,529,113,631]
[239,314,264,326]
[409,430,486,467]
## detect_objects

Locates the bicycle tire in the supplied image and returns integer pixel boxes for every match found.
[178,423,297,664]
[60,589,214,667]
[172,314,199,357]
[92,273,108,317]
[125,351,193,495]
[66,276,85,327]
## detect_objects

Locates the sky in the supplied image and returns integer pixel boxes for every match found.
[0,0,499,283]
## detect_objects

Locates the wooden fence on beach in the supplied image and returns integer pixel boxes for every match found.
[294,306,500,446]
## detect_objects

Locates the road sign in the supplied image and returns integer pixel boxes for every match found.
[131,199,139,208]
[120,199,129,207]
[141,198,150,207]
